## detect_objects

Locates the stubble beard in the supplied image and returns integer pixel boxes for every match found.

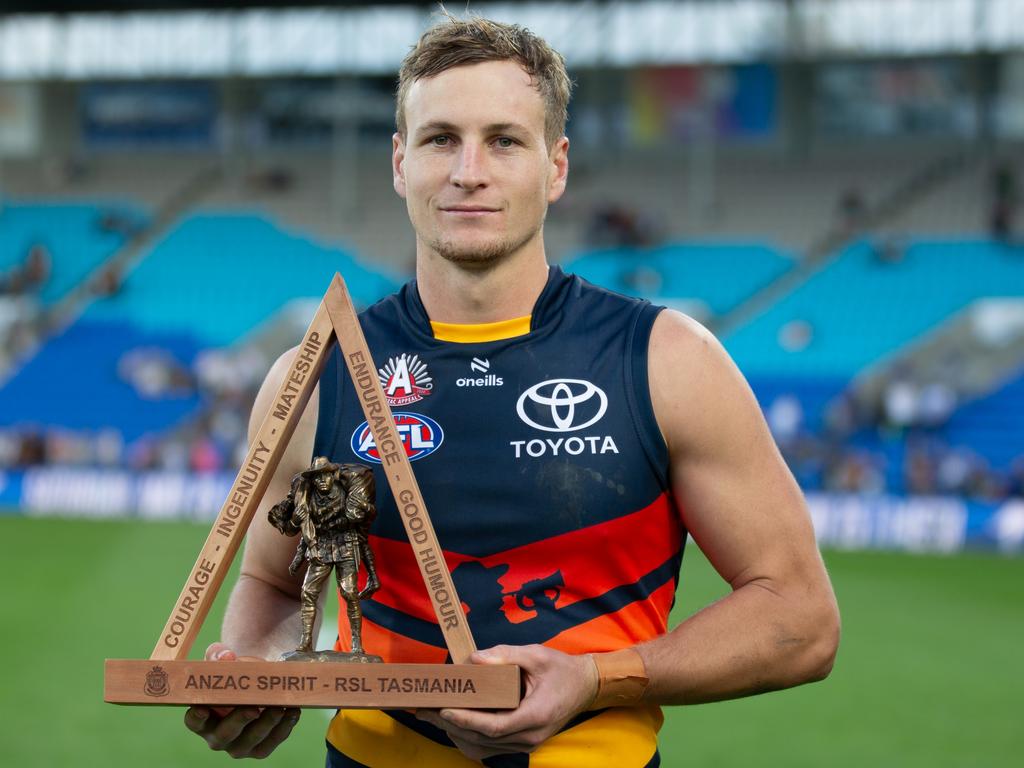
[428,221,543,270]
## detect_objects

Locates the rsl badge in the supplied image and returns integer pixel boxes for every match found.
[144,666,170,697]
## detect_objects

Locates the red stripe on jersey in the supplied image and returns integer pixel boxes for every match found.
[359,492,681,631]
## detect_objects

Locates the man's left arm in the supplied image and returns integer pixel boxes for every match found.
[418,310,840,758]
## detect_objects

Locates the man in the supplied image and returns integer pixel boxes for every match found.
[185,14,839,767]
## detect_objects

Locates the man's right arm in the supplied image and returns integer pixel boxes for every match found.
[184,346,321,759]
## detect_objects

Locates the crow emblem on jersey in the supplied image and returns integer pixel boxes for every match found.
[379,353,433,406]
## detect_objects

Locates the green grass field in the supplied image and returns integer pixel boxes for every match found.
[1,516,1020,767]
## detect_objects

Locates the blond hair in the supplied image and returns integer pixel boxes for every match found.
[396,13,572,147]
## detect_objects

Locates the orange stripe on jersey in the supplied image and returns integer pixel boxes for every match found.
[338,493,684,659]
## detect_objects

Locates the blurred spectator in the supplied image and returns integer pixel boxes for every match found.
[873,235,905,265]
[936,447,975,495]
[94,428,125,467]
[619,265,663,295]
[1,243,52,296]
[16,431,46,466]
[836,186,867,233]
[117,348,196,399]
[823,391,858,438]
[96,208,143,239]
[990,163,1018,242]
[189,435,223,473]
[1007,458,1024,498]
[585,202,660,248]
[904,441,937,495]
[767,394,804,444]
[826,451,885,494]
[778,319,814,353]
[883,378,919,431]
[91,264,124,298]
[247,167,295,194]
[43,155,90,188]
[23,244,52,292]
[918,382,956,429]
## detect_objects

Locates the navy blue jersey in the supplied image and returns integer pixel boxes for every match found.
[314,266,683,767]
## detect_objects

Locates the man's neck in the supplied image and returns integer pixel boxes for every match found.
[415,243,550,325]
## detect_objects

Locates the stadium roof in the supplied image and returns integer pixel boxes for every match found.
[2,1,1023,79]
[2,1,446,11]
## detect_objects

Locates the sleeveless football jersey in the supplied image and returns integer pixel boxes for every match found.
[314,266,685,767]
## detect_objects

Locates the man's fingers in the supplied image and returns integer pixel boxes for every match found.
[184,707,213,735]
[224,708,293,759]
[247,709,302,759]
[437,705,535,741]
[417,709,529,748]
[204,642,236,661]
[471,644,521,666]
[205,707,261,749]
[185,705,298,758]
[446,732,535,761]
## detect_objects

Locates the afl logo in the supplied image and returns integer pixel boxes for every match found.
[516,379,608,433]
[351,412,444,463]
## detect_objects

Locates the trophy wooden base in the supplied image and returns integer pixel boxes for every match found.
[105,659,521,709]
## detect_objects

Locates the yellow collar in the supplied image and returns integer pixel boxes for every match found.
[429,315,532,343]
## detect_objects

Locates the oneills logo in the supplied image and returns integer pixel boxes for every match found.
[144,666,170,697]
[379,354,433,406]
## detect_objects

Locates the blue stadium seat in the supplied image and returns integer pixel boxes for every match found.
[0,212,397,439]
[724,239,1024,376]
[86,213,398,347]
[944,367,1024,470]
[0,319,200,441]
[0,202,144,305]
[564,242,793,316]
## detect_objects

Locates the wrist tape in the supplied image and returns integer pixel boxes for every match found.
[589,647,649,709]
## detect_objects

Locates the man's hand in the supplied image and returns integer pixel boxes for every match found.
[357,574,380,600]
[416,644,599,761]
[183,642,301,759]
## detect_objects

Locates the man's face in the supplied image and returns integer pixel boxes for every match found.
[393,60,569,268]
[314,473,332,493]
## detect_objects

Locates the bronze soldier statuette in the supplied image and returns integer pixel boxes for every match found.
[268,456,382,663]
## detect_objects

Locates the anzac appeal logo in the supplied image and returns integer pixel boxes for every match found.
[144,665,170,697]
[379,354,433,406]
[351,412,444,463]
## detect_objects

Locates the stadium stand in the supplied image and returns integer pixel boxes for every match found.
[85,212,397,346]
[0,201,143,305]
[723,238,1024,376]
[0,144,970,269]
[944,367,1024,472]
[0,318,202,442]
[0,136,1019,500]
[565,241,794,320]
[0,211,397,469]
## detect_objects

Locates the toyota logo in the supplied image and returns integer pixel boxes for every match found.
[516,379,608,433]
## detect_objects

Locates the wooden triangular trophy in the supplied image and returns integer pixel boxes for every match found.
[104,274,520,709]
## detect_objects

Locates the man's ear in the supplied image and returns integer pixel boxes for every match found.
[393,132,407,199]
[547,136,570,204]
